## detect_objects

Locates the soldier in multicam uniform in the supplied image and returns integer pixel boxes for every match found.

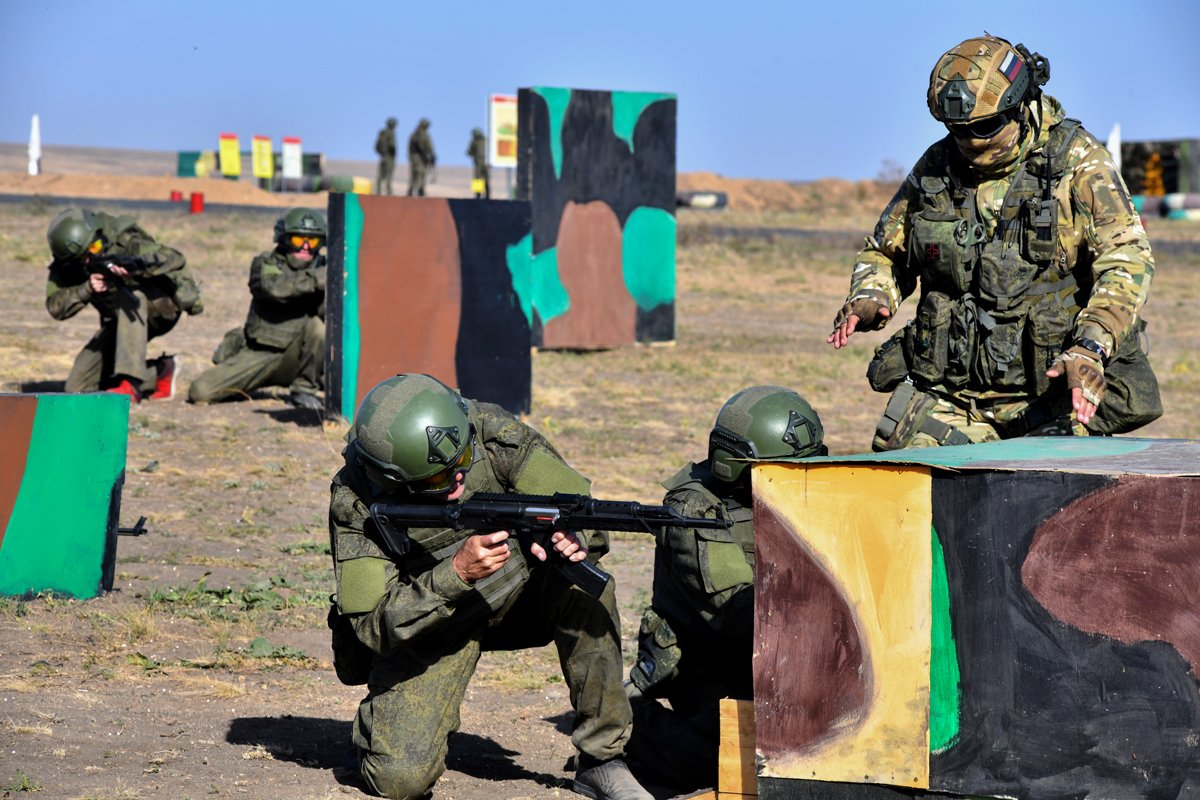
[327,373,653,800]
[45,208,203,402]
[407,118,436,197]
[625,387,826,792]
[827,35,1161,449]
[187,208,326,411]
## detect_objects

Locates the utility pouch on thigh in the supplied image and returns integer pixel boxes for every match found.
[909,292,953,384]
[1089,321,1163,435]
[873,382,971,451]
[327,595,373,686]
[628,608,682,696]
[866,326,911,393]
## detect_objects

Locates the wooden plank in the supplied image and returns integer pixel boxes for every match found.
[717,698,756,797]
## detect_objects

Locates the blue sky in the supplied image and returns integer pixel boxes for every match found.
[2,0,1197,180]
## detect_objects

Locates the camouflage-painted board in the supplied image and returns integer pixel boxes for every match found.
[752,437,1200,799]
[517,87,677,348]
[325,194,533,420]
[0,394,129,599]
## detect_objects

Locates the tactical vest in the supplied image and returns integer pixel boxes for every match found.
[906,120,1085,396]
[244,250,325,350]
[654,464,755,639]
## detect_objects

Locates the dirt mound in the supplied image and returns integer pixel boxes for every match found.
[0,172,315,208]
[678,171,897,214]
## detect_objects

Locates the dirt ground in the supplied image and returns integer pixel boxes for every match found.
[1,150,1198,800]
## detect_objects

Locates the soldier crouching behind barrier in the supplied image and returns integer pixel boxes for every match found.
[826,34,1161,449]
[45,208,203,402]
[326,374,654,800]
[187,208,326,411]
[624,386,826,793]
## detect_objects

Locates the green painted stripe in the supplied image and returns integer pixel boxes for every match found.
[611,92,674,153]
[929,525,961,752]
[505,232,535,326]
[0,395,128,598]
[530,244,569,323]
[341,193,364,421]
[622,206,676,309]
[532,87,572,180]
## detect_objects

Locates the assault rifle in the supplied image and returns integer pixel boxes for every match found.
[86,253,162,321]
[369,492,732,598]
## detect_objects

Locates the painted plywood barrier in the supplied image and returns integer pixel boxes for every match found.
[326,194,533,421]
[753,438,1200,800]
[0,394,129,599]
[517,86,677,348]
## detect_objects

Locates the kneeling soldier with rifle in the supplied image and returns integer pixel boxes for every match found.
[328,373,699,800]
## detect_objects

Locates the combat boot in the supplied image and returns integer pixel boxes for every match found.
[573,754,653,800]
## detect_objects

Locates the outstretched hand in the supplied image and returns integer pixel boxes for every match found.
[827,305,890,349]
[1046,346,1106,425]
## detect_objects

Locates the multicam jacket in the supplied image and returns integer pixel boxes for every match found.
[845,95,1153,401]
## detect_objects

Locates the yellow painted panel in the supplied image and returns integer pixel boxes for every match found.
[753,462,932,788]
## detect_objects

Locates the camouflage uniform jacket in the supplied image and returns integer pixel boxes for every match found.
[649,460,755,692]
[46,212,202,321]
[845,95,1153,400]
[243,249,326,350]
[329,400,593,660]
[408,128,435,166]
[375,127,396,160]
[467,134,487,175]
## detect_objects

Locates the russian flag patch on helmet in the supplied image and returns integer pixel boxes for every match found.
[1000,51,1024,82]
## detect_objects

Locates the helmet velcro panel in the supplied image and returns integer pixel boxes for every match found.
[929,35,1035,123]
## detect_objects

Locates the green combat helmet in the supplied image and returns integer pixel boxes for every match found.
[708,386,826,483]
[927,35,1049,127]
[350,374,475,494]
[277,207,327,245]
[47,208,99,261]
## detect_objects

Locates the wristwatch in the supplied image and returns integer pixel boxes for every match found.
[1074,337,1110,366]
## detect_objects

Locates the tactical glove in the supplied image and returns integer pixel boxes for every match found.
[1048,345,1106,407]
[833,289,892,332]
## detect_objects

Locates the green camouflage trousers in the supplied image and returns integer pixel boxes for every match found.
[66,286,180,393]
[355,567,631,799]
[187,317,323,403]
[873,382,1085,451]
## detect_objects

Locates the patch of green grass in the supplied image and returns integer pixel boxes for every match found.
[2,768,42,792]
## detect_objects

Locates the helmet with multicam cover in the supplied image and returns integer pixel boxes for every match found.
[708,386,826,483]
[350,374,476,494]
[928,35,1049,131]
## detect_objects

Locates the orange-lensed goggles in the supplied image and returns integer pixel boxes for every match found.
[87,238,106,255]
[289,234,323,249]
[410,435,476,495]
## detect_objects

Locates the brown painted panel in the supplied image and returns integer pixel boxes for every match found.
[0,396,38,550]
[1022,475,1200,675]
[355,197,461,392]
[541,201,636,350]
[754,500,868,755]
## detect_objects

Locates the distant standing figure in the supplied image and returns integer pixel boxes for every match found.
[45,208,203,402]
[407,118,436,196]
[187,208,326,412]
[375,117,398,195]
[467,127,489,198]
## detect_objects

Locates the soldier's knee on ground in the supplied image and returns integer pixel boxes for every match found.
[186,374,221,404]
[360,751,440,800]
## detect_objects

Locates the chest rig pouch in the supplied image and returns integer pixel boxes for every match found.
[908,168,985,388]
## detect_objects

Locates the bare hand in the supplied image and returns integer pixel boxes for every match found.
[87,272,109,294]
[452,530,511,583]
[528,530,586,563]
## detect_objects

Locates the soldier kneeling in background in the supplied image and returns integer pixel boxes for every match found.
[188,207,326,411]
